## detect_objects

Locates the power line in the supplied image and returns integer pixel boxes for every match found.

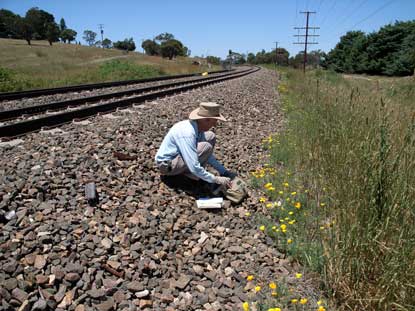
[273,41,278,69]
[320,0,338,27]
[329,0,397,41]
[294,0,299,26]
[293,11,320,73]
[317,0,326,13]
[348,0,396,30]
[98,24,104,47]
[334,0,370,29]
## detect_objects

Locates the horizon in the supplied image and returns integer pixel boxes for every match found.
[1,0,415,59]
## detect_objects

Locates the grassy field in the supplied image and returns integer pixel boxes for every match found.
[254,65,414,310]
[0,39,218,92]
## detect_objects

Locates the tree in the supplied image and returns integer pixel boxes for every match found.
[325,21,415,76]
[60,28,77,43]
[59,18,66,32]
[206,56,221,65]
[275,48,290,66]
[83,30,97,46]
[326,31,368,73]
[247,53,255,64]
[142,39,160,55]
[155,32,174,43]
[0,9,20,38]
[14,17,34,45]
[113,38,136,52]
[46,22,60,45]
[307,50,326,68]
[160,39,184,60]
[289,52,305,68]
[102,38,112,49]
[25,7,55,40]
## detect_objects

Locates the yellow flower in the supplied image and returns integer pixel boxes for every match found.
[278,190,284,195]
[245,212,251,217]
[269,282,277,289]
[271,291,278,297]
[291,191,297,196]
[295,273,302,279]
[259,197,266,203]
[272,225,277,230]
[294,202,301,208]
[254,285,261,292]
[320,202,326,207]
[289,220,296,225]
[289,211,294,215]
[264,182,273,189]
[259,225,265,231]
[286,197,291,202]
[320,226,325,230]
[268,186,275,191]
[268,308,281,311]
[287,239,293,244]
[266,203,273,208]
[247,275,254,281]
[291,299,298,304]
[283,182,289,187]
[300,298,308,305]
[317,300,323,306]
[280,224,287,231]
[242,301,249,311]
[317,306,326,311]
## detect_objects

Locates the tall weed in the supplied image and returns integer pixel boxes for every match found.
[267,67,415,310]
[98,60,164,80]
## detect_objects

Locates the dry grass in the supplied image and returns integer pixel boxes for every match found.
[265,66,415,310]
[0,39,218,91]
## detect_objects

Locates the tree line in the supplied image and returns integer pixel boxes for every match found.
[324,20,415,76]
[225,48,326,69]
[0,7,77,45]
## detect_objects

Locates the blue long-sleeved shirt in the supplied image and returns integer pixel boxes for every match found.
[155,120,226,183]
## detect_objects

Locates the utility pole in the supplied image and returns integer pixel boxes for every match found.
[293,11,319,73]
[98,24,104,48]
[274,41,278,70]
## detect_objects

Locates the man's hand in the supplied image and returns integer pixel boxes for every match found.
[214,176,231,187]
[221,170,237,179]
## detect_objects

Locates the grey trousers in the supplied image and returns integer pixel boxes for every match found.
[158,131,216,176]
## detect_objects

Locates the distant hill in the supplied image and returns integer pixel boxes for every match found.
[0,39,216,92]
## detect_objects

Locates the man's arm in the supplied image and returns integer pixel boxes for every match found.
[176,136,216,183]
[207,155,226,175]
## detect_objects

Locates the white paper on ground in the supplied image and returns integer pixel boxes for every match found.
[196,197,224,209]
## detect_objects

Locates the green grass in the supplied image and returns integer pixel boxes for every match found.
[0,38,219,92]
[254,67,415,310]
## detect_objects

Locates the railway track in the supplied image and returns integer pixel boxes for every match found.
[0,69,231,101]
[0,66,259,139]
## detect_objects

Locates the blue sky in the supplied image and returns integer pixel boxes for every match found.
[2,0,414,59]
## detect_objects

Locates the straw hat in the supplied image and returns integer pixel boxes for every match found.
[189,102,227,121]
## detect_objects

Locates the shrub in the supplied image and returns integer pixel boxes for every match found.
[98,60,164,80]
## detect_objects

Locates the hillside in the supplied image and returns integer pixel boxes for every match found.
[0,39,217,92]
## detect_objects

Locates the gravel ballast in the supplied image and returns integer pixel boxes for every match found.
[0,68,319,310]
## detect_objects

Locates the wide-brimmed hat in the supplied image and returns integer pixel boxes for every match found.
[189,102,227,121]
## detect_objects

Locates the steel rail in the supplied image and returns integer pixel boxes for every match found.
[0,69,248,122]
[0,67,259,139]
[0,69,231,101]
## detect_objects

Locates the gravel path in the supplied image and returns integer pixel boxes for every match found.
[0,68,317,310]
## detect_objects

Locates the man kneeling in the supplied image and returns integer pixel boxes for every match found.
[155,102,237,191]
